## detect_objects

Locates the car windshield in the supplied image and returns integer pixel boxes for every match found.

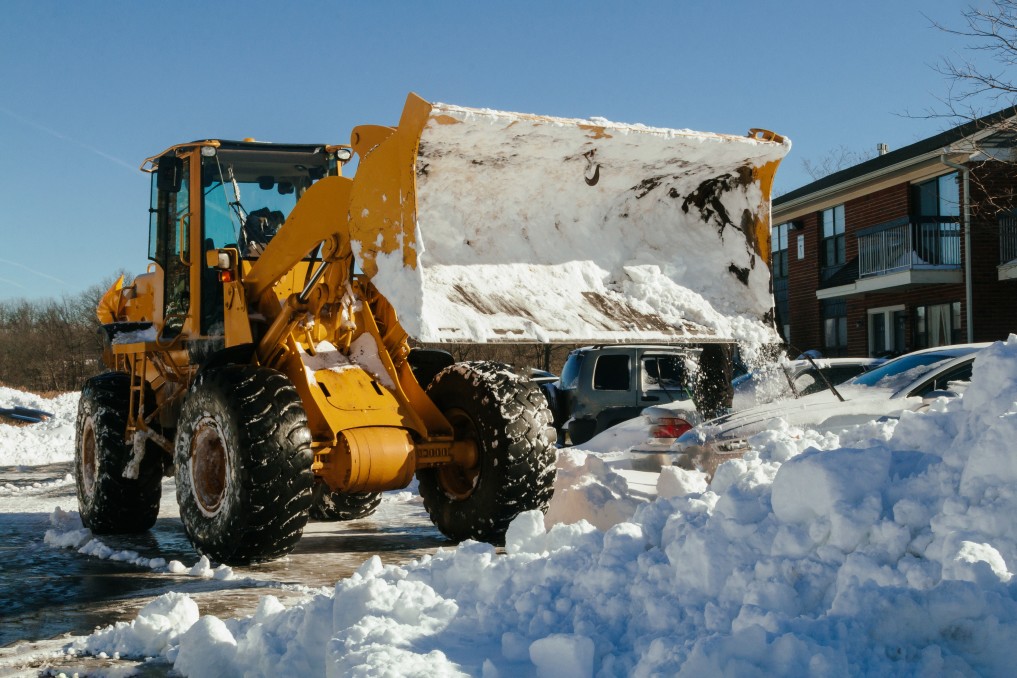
[849,350,973,390]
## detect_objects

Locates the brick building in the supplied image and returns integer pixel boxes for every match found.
[771,109,1017,358]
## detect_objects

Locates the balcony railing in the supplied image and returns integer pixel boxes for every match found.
[858,219,961,278]
[1001,214,1017,265]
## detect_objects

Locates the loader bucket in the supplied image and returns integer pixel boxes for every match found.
[347,93,790,345]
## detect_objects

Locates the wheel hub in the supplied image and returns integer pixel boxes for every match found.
[438,408,481,501]
[190,418,229,516]
[80,418,97,498]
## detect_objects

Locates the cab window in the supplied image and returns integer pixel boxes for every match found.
[202,161,302,256]
[641,356,691,397]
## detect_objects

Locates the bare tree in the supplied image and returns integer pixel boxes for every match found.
[0,273,130,393]
[927,2,1017,216]
[930,1,1017,116]
[801,145,878,181]
[416,341,577,376]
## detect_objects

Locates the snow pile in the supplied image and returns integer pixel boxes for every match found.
[356,102,789,346]
[0,386,78,465]
[0,472,74,497]
[42,506,249,577]
[71,338,1017,676]
[544,449,649,531]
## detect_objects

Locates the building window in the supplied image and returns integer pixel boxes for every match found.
[771,223,790,340]
[912,173,961,265]
[913,173,960,219]
[821,205,846,279]
[822,298,848,357]
[915,302,962,349]
[771,222,790,278]
[868,305,907,358]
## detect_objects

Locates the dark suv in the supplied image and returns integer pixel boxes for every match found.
[545,345,699,445]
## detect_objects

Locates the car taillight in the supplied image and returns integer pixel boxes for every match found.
[651,417,692,439]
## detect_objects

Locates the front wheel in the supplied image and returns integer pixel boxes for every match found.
[174,366,313,565]
[75,373,162,534]
[417,362,557,544]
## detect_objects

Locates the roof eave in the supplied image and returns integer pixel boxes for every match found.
[774,150,970,222]
[774,110,1017,222]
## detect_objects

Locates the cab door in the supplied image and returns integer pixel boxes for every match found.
[149,154,192,338]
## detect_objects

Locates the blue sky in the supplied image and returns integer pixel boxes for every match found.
[0,0,995,300]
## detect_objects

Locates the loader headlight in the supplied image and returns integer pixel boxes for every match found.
[201,146,217,157]
[335,148,353,162]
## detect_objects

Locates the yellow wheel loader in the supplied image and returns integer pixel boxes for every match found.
[75,93,789,564]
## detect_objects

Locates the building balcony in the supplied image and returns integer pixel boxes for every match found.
[817,218,963,299]
[1001,213,1017,281]
[858,218,961,277]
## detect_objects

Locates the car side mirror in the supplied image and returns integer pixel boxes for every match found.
[157,155,183,193]
[922,389,959,403]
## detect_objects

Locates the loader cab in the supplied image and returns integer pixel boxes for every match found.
[199,144,337,260]
[147,141,344,340]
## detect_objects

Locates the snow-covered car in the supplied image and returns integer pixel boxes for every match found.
[668,343,989,478]
[629,357,883,463]
[730,356,886,405]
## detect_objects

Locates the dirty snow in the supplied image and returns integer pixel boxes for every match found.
[355,103,789,347]
[3,337,1017,676]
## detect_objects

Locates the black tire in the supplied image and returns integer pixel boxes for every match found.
[567,418,597,446]
[539,382,568,430]
[309,481,382,521]
[174,366,313,564]
[417,361,557,544]
[408,348,456,389]
[75,373,162,534]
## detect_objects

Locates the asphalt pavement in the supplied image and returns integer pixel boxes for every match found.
[0,461,450,675]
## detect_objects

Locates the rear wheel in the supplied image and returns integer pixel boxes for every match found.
[567,418,597,446]
[309,481,382,521]
[75,373,162,534]
[174,366,313,564]
[417,361,557,544]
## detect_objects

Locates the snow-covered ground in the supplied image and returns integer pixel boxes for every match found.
[0,386,79,467]
[2,336,1017,676]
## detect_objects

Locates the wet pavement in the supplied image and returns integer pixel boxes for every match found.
[0,462,451,674]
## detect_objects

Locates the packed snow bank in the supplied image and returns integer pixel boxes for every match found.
[0,387,78,466]
[70,337,1017,676]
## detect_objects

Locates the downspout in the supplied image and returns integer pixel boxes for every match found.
[941,154,974,342]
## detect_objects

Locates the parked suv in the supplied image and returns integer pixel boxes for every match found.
[544,345,700,445]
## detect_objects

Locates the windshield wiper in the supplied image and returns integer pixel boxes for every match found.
[801,354,846,402]
[226,164,248,223]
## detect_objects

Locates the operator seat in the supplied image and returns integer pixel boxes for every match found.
[239,207,285,257]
